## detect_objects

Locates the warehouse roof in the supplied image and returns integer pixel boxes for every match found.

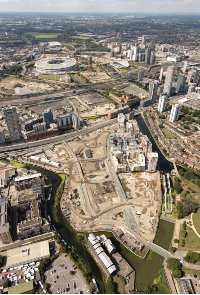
[6,240,50,267]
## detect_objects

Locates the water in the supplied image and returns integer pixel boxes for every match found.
[135,114,173,172]
[43,170,112,294]
[99,219,174,293]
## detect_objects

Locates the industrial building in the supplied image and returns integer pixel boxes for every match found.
[88,233,117,275]
[6,240,50,267]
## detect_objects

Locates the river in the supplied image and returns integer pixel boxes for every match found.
[135,114,173,172]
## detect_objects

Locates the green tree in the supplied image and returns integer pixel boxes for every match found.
[184,251,200,264]
[0,255,6,267]
[177,199,199,219]
[172,269,183,278]
[174,177,183,194]
[146,285,158,294]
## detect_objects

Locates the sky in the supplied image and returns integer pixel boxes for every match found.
[0,0,199,14]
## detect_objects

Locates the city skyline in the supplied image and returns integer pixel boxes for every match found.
[0,0,200,13]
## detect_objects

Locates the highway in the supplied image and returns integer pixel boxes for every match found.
[0,118,118,155]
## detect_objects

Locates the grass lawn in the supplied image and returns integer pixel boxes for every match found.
[183,267,200,277]
[27,32,61,39]
[179,225,200,251]
[162,129,176,139]
[62,42,75,51]
[193,209,200,236]
[71,35,91,40]
[153,268,171,294]
[161,203,177,220]
[113,274,125,293]
[9,160,26,168]
[40,75,61,81]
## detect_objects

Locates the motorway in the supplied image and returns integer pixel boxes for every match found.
[0,118,118,155]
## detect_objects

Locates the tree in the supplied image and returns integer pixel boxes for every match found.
[172,269,183,278]
[167,258,180,271]
[167,258,183,278]
[174,239,179,243]
[146,285,158,294]
[170,246,177,253]
[174,177,183,194]
[0,255,6,267]
[177,199,199,219]
[184,251,200,264]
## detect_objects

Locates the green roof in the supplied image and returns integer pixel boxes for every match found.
[8,281,34,294]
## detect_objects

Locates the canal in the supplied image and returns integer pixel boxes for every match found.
[45,168,174,293]
[43,170,113,294]
[135,114,173,172]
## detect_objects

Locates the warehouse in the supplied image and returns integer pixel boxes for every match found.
[6,240,50,267]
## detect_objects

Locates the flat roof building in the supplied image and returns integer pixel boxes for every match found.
[6,240,50,267]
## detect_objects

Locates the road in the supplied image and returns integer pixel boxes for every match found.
[0,118,118,155]
[120,226,173,259]
[106,137,139,233]
[62,141,97,217]
[0,77,127,107]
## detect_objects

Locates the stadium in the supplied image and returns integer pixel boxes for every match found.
[35,55,77,74]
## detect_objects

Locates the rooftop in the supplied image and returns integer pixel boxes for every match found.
[6,240,50,267]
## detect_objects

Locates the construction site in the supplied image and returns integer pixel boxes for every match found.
[34,117,162,242]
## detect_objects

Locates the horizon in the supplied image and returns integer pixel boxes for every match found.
[0,0,200,14]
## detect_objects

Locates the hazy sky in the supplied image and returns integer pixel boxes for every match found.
[0,0,199,13]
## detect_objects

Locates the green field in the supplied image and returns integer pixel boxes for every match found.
[40,75,61,81]
[162,204,177,220]
[183,267,200,277]
[62,42,75,51]
[193,209,200,236]
[71,35,91,40]
[162,129,176,139]
[28,32,61,39]
[9,160,26,168]
[179,225,200,251]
